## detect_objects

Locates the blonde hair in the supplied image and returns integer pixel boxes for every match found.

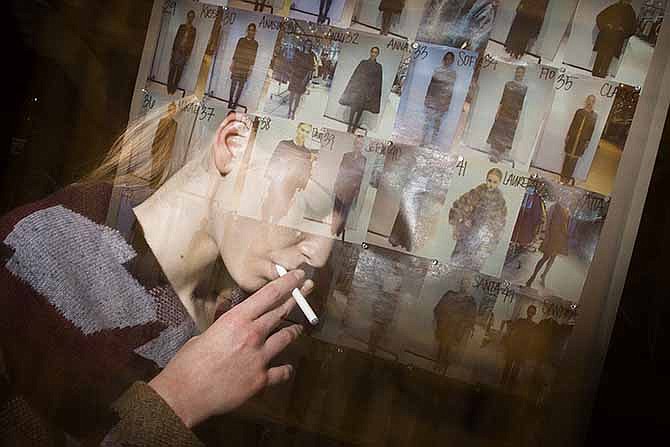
[83,94,199,189]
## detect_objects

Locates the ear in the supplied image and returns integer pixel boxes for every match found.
[211,112,251,176]
[212,119,234,175]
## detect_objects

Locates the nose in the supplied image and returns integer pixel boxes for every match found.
[300,235,334,268]
[270,234,335,271]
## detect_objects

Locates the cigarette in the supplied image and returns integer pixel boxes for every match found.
[275,264,319,326]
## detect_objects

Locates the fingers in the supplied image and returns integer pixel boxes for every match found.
[254,280,314,336]
[234,270,306,321]
[266,364,294,387]
[263,324,303,362]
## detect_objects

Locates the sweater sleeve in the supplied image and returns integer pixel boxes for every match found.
[102,382,204,447]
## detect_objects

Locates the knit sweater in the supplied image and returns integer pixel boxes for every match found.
[0,183,203,446]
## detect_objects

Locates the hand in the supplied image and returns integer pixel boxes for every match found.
[149,270,313,428]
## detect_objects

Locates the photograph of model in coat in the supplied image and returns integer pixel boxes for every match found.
[418,0,496,53]
[331,134,368,237]
[168,10,197,94]
[526,200,570,288]
[319,0,334,24]
[593,0,637,78]
[228,23,259,110]
[388,148,452,253]
[261,122,316,223]
[487,66,527,162]
[287,40,317,120]
[422,51,458,146]
[378,0,405,35]
[504,0,550,58]
[501,304,538,387]
[339,46,383,133]
[433,289,477,374]
[561,95,598,182]
[448,168,508,271]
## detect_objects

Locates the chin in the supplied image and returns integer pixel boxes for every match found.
[233,272,270,294]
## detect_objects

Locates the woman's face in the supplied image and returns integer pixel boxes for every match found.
[486,173,501,191]
[370,47,379,60]
[514,67,526,82]
[215,215,334,292]
[208,114,339,292]
[444,53,455,66]
[295,123,312,146]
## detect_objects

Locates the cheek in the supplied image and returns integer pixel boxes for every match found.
[217,218,269,289]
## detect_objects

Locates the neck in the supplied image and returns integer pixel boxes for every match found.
[134,152,234,330]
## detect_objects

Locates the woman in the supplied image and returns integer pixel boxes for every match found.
[0,101,345,444]
[487,66,528,162]
[422,51,458,146]
[319,0,334,24]
[448,168,508,271]
[593,0,637,78]
[504,0,550,58]
[418,0,496,52]
[168,10,197,95]
[433,289,477,374]
[228,23,259,110]
[287,40,317,120]
[388,146,453,252]
[526,200,570,288]
[379,0,405,35]
[340,46,383,133]
[331,133,368,237]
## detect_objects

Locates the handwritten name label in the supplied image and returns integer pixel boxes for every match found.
[600,82,618,98]
[259,15,283,31]
[455,160,543,191]
[366,139,395,156]
[555,69,576,91]
[411,43,429,61]
[456,159,468,177]
[290,24,361,44]
[258,116,272,130]
[387,39,410,52]
[184,101,215,121]
[201,4,219,19]
[142,91,157,111]
[457,51,477,67]
[539,66,557,81]
[482,54,498,71]
[577,194,608,213]
[542,299,578,319]
[313,128,335,150]
[474,276,515,301]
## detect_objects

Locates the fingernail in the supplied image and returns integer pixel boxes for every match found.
[302,279,314,293]
[294,269,305,280]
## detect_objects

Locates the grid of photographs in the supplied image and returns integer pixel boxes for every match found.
[117,0,666,405]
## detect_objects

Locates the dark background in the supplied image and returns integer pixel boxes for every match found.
[3,0,668,444]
